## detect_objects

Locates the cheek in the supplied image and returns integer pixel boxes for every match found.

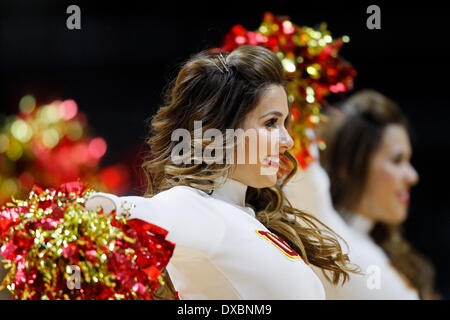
[256,129,278,156]
[365,163,398,205]
[369,158,397,186]
[233,130,279,188]
[376,164,397,186]
[369,162,406,222]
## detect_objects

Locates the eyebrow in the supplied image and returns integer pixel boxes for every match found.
[391,149,412,158]
[259,111,286,119]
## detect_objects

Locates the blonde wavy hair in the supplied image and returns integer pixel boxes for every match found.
[142,45,358,285]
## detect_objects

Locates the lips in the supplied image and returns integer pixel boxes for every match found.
[263,155,280,168]
[397,191,410,205]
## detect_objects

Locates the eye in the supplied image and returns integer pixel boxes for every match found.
[265,118,278,128]
[392,154,403,164]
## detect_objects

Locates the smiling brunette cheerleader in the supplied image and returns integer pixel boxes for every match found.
[86,45,357,299]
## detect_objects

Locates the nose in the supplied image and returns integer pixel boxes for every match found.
[406,162,419,186]
[279,126,294,153]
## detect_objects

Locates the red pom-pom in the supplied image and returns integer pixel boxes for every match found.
[0,182,177,300]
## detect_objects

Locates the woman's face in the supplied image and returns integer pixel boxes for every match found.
[357,124,419,225]
[230,84,294,188]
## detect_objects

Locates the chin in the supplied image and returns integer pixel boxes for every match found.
[257,173,278,188]
[386,208,408,225]
[246,174,277,189]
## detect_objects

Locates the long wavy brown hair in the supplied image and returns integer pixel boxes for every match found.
[319,89,440,299]
[142,45,357,285]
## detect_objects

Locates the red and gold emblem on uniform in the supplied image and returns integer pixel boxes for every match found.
[256,230,304,262]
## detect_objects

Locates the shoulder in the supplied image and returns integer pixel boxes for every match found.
[127,186,214,219]
[150,185,210,205]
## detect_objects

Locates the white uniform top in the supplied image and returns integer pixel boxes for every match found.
[282,147,420,300]
[86,178,325,300]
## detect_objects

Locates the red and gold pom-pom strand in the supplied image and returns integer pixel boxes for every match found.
[0,181,176,300]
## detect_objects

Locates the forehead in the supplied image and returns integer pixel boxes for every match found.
[378,124,411,154]
[253,85,289,115]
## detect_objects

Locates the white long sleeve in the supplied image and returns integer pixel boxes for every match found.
[86,179,325,300]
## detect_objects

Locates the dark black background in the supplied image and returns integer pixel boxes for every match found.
[1,0,449,298]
